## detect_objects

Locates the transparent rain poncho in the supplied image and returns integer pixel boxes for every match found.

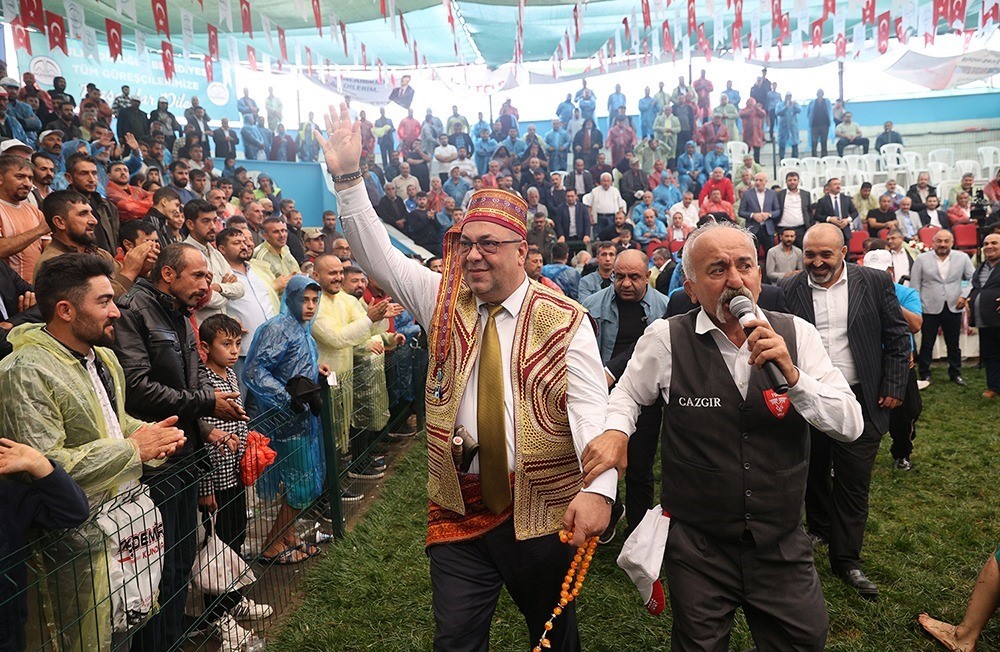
[243,275,326,509]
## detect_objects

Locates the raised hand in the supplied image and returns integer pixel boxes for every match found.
[314,103,362,178]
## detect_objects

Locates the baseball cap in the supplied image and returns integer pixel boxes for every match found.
[0,139,33,156]
[0,77,19,88]
[38,129,65,140]
[303,228,324,240]
[863,249,893,271]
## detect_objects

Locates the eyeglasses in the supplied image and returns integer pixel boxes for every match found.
[457,239,523,255]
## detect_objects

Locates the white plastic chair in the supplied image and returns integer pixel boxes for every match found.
[881,146,909,186]
[825,167,847,183]
[726,140,749,162]
[927,162,951,186]
[903,151,924,175]
[780,157,801,169]
[928,148,955,168]
[937,180,955,207]
[862,153,888,183]
[800,157,823,181]
[843,155,866,186]
[797,171,814,189]
[871,182,887,199]
[977,146,1000,178]
[821,155,845,172]
[953,159,983,180]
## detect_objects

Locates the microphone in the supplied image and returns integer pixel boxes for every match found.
[728,295,789,394]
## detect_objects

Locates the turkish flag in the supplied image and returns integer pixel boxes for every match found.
[932,0,948,25]
[623,17,631,45]
[240,0,253,37]
[780,13,791,41]
[11,17,31,54]
[361,43,367,69]
[399,11,408,45]
[207,24,219,60]
[152,0,170,38]
[734,0,744,28]
[951,0,968,26]
[662,20,675,54]
[277,26,288,62]
[876,10,890,52]
[19,0,45,31]
[204,56,214,82]
[732,23,743,52]
[894,16,908,42]
[46,11,68,55]
[687,0,697,31]
[642,0,652,29]
[339,21,348,57]
[984,0,1000,25]
[306,47,314,75]
[106,18,123,61]
[862,0,876,23]
[748,35,757,58]
[162,41,175,80]
[312,0,323,34]
[823,0,836,19]
[811,18,825,46]
[772,0,783,26]
[835,31,847,56]
[247,45,258,71]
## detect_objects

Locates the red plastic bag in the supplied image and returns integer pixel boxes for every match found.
[241,430,277,486]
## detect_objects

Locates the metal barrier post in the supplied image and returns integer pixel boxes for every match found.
[320,384,345,539]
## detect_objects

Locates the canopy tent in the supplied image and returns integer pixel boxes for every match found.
[6,0,999,72]
[886,47,1000,87]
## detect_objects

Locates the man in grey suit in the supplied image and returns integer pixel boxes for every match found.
[910,229,976,386]
[776,170,813,248]
[564,158,596,197]
[738,172,782,244]
[779,223,910,600]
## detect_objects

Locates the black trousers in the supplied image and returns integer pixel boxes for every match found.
[805,386,884,573]
[778,145,799,160]
[428,517,579,652]
[918,309,963,379]
[663,520,828,651]
[131,469,201,652]
[836,137,870,156]
[888,365,922,460]
[625,401,663,535]
[809,128,828,157]
[980,326,1000,392]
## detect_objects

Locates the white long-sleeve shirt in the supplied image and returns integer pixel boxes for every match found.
[337,182,617,500]
[184,236,246,323]
[605,306,864,443]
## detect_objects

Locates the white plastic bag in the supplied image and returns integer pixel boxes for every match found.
[95,484,164,632]
[616,505,671,615]
[192,516,256,595]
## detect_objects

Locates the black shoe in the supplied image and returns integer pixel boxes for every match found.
[598,500,625,544]
[919,373,931,382]
[340,489,364,503]
[348,466,385,480]
[836,568,879,601]
[893,457,912,471]
[808,532,829,547]
[951,375,967,387]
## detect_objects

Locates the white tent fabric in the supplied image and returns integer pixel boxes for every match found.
[886,48,1000,89]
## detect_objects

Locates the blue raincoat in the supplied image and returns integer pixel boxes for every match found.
[676,141,706,193]
[777,99,802,151]
[243,274,325,509]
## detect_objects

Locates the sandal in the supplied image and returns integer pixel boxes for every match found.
[259,545,308,565]
[295,542,321,558]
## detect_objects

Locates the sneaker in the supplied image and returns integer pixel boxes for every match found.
[371,457,387,472]
[893,457,912,471]
[348,466,385,480]
[916,379,931,390]
[216,613,251,652]
[388,430,416,440]
[231,597,273,621]
[340,489,364,502]
[598,500,625,545]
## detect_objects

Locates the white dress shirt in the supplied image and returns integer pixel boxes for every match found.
[226,262,277,356]
[781,190,805,227]
[184,236,246,323]
[584,186,626,215]
[668,200,701,228]
[807,267,859,386]
[337,182,617,500]
[889,247,911,283]
[604,306,863,443]
[924,209,942,228]
[936,252,951,280]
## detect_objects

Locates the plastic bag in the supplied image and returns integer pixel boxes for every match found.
[192,516,256,595]
[241,430,277,487]
[94,484,164,633]
[616,505,671,616]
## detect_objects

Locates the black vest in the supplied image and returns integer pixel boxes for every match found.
[662,310,808,545]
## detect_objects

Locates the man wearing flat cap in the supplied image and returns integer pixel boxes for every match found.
[318,104,616,651]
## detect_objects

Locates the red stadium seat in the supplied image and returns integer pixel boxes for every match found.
[669,239,685,254]
[878,228,889,240]
[918,226,940,248]
[646,241,662,257]
[848,230,868,261]
[952,223,979,255]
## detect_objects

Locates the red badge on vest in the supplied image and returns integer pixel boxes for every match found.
[763,388,790,419]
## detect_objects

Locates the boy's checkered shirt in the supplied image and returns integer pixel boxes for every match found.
[199,366,249,496]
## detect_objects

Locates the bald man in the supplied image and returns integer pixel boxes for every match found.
[738,171,782,243]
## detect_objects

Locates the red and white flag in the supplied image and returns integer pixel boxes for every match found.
[277,26,288,62]
[823,0,836,19]
[862,0,876,23]
[950,0,968,27]
[932,0,948,25]
[895,16,909,42]
[687,0,697,30]
[204,56,214,82]
[46,11,68,55]
[811,17,825,46]
[306,46,314,74]
[240,0,253,37]
[662,20,675,54]
[247,44,258,71]
[11,17,32,54]
[734,0,744,27]
[312,0,323,34]
[642,0,652,29]
[876,10,891,51]
[835,31,847,56]
[340,21,348,56]
[19,0,45,31]
[780,12,791,41]
[983,0,999,25]
[208,24,220,60]
[162,41,176,79]
[151,0,170,38]
[106,18,123,60]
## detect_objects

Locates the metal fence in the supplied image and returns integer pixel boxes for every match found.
[0,341,426,652]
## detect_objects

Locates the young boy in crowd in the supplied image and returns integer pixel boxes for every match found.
[0,438,90,652]
[197,314,272,650]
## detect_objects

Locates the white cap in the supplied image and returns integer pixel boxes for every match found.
[0,77,19,88]
[0,139,33,155]
[39,129,65,140]
[863,249,893,271]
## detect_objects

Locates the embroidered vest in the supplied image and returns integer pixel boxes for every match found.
[425,280,586,541]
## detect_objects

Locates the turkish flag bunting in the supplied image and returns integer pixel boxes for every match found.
[932,0,948,24]
[399,12,408,44]
[152,0,170,38]
[984,0,1000,25]
[106,18,123,61]
[925,27,936,43]
[362,43,368,69]
[277,26,288,62]
[697,23,712,60]
[623,17,631,46]
[642,0,652,29]
[687,0,697,31]
[46,11,68,55]
[573,5,581,41]
[772,0,783,27]
[732,23,743,51]
[11,17,31,54]
[240,0,253,37]
[377,58,384,83]
[823,0,836,19]
[207,24,219,60]
[306,47,314,74]
[876,10,890,51]
[247,45,257,71]
[19,0,45,31]
[951,0,968,26]
[734,0,744,28]
[862,0,876,23]
[835,31,847,56]
[162,41,176,80]
[662,20,675,53]
[340,21,348,56]
[811,18,825,46]
[312,0,323,35]
[748,35,757,58]
[204,56,214,82]
[894,16,908,42]
[780,13,791,41]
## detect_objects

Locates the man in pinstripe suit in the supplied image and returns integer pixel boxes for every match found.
[779,223,910,601]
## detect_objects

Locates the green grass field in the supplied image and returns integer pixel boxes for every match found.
[271,366,998,651]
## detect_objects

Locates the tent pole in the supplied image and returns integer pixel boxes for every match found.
[489,95,494,125]
[838,61,844,102]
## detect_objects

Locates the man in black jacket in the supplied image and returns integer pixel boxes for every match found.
[114,243,247,651]
[971,233,1000,398]
[66,152,119,256]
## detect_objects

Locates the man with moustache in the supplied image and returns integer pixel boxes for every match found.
[183,199,245,322]
[591,220,863,650]
[778,223,909,600]
[113,243,248,651]
[28,151,55,208]
[0,154,50,283]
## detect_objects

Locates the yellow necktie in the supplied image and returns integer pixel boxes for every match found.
[478,304,511,514]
